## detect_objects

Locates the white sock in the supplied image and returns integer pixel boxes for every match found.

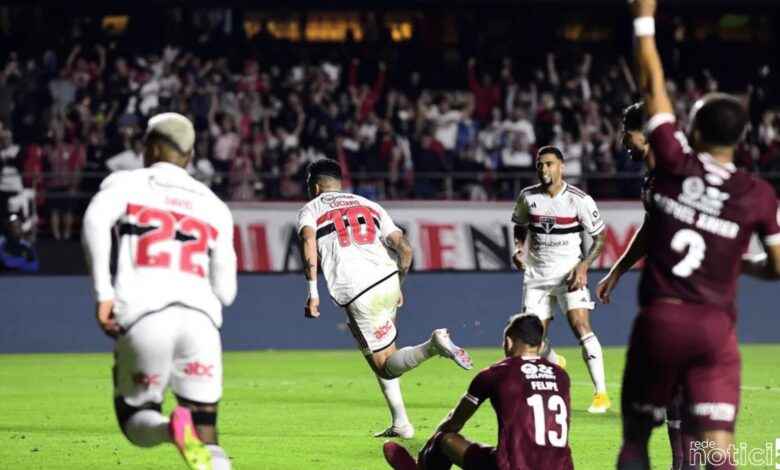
[125,409,170,447]
[384,341,436,377]
[580,332,607,394]
[376,375,410,428]
[540,338,559,364]
[207,445,231,470]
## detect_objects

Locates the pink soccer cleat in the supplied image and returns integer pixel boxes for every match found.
[169,406,212,470]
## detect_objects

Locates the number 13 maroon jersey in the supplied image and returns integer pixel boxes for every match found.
[465,355,574,470]
[640,114,780,313]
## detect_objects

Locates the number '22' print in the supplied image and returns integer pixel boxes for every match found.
[128,204,217,278]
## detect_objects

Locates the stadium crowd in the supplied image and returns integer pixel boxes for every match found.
[0,16,779,241]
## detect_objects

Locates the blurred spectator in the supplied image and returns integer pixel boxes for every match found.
[45,129,85,240]
[106,136,144,172]
[0,213,39,273]
[0,129,22,219]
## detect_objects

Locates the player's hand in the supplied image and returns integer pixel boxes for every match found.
[629,0,656,18]
[512,249,526,271]
[595,273,620,304]
[567,261,589,291]
[95,300,122,339]
[397,291,404,308]
[305,297,320,319]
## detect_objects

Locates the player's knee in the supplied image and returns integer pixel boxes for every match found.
[114,397,161,443]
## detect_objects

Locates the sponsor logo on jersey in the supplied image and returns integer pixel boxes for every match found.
[540,216,556,233]
[132,372,160,387]
[520,363,556,380]
[374,320,394,341]
[184,361,214,378]
[321,194,355,204]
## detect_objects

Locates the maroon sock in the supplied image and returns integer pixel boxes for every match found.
[617,442,650,470]
[418,432,452,470]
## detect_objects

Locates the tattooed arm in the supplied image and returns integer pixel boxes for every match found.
[385,230,414,284]
[568,231,606,291]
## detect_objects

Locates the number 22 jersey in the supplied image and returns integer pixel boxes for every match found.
[297,192,401,306]
[82,162,237,329]
[641,114,780,313]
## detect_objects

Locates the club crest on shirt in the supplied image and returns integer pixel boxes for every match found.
[540,216,556,233]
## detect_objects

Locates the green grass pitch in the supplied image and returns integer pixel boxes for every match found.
[2,345,779,469]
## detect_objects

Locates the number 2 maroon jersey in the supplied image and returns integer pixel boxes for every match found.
[465,356,574,470]
[640,114,780,313]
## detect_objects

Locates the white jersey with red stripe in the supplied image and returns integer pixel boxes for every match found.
[82,162,237,329]
[296,192,401,306]
[512,182,605,286]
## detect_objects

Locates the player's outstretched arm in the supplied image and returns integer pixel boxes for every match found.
[385,230,413,284]
[741,245,780,280]
[298,226,320,318]
[631,0,673,117]
[437,396,480,434]
[596,215,649,303]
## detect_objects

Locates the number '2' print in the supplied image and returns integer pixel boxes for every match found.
[128,204,217,278]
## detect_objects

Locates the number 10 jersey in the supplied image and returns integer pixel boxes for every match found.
[297,192,401,306]
[641,114,780,314]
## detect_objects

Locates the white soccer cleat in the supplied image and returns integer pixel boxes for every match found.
[374,423,414,439]
[431,329,473,370]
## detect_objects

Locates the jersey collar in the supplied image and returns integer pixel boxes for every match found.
[151,161,188,173]
[699,153,736,173]
[544,181,568,199]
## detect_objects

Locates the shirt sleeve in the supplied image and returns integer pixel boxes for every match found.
[646,113,698,176]
[755,181,780,247]
[209,204,238,306]
[464,369,493,405]
[81,173,129,301]
[296,204,317,234]
[377,205,401,243]
[578,195,605,236]
[512,192,530,225]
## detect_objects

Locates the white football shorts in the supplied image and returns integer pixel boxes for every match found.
[344,274,400,356]
[114,305,223,406]
[522,280,595,321]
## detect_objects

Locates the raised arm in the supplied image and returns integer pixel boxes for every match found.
[631,0,673,117]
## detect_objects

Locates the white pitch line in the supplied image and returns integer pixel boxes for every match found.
[572,382,780,392]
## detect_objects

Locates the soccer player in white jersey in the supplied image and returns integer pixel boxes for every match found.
[511,145,610,413]
[82,113,237,470]
[297,158,473,438]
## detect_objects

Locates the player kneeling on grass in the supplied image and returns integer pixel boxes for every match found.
[82,113,237,470]
[297,158,473,439]
[383,314,573,470]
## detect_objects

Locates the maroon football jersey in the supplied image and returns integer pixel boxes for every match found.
[466,355,573,470]
[640,114,780,313]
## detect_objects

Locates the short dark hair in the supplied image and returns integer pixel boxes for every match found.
[622,102,645,132]
[691,93,747,147]
[536,146,564,161]
[307,158,342,182]
[504,314,544,347]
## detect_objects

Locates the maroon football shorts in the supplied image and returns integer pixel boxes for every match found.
[621,301,740,432]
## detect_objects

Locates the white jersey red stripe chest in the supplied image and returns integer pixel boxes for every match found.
[512,182,605,284]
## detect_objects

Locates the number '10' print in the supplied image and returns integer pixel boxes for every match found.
[324,206,379,247]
